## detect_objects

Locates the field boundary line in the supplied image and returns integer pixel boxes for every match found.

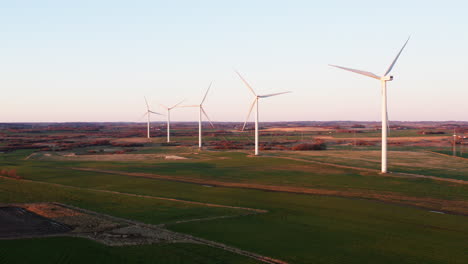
[0,175,267,214]
[55,202,287,264]
[23,153,36,160]
[69,168,468,215]
[424,150,468,160]
[277,156,378,172]
[276,156,468,185]
[0,201,285,264]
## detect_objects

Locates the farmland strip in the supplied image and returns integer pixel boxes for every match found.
[71,168,468,215]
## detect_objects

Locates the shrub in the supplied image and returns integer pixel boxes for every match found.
[418,131,445,135]
[4,169,21,179]
[292,143,326,151]
[355,140,377,146]
[160,142,180,146]
[7,169,16,177]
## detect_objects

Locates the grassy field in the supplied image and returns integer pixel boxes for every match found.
[0,176,246,225]
[433,149,468,158]
[17,149,467,202]
[0,170,261,263]
[0,238,258,264]
[170,193,467,264]
[1,142,467,264]
[278,150,468,181]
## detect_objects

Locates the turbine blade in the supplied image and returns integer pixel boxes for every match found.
[149,110,163,115]
[171,99,186,109]
[144,96,149,110]
[329,64,381,80]
[178,105,199,108]
[235,70,257,96]
[159,103,169,109]
[201,107,215,128]
[139,112,148,120]
[258,91,291,98]
[201,82,212,105]
[242,99,257,131]
[384,36,410,76]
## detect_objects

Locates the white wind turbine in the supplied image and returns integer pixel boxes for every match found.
[160,99,185,143]
[180,83,215,149]
[329,37,410,173]
[143,97,163,139]
[236,71,291,156]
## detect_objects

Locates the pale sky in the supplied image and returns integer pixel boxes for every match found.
[1,0,467,122]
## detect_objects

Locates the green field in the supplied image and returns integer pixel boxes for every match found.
[1,141,467,264]
[0,238,258,264]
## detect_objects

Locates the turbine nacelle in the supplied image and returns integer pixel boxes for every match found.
[381,76,393,81]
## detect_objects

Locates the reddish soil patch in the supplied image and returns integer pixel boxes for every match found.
[23,203,83,218]
[262,127,332,132]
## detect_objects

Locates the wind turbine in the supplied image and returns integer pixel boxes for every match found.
[180,83,215,149]
[160,99,185,143]
[236,71,291,156]
[329,37,410,173]
[143,97,163,139]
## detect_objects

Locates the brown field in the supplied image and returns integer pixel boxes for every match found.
[262,127,332,132]
[32,153,188,162]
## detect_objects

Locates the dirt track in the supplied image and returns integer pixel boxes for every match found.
[329,136,449,142]
[276,156,468,185]
[72,168,468,215]
[261,127,332,132]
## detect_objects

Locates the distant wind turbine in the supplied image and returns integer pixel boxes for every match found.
[160,99,185,143]
[180,82,215,149]
[329,36,410,173]
[143,97,163,139]
[235,71,291,156]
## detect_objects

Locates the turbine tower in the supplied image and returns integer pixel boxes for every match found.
[235,71,291,156]
[180,83,215,149]
[143,97,163,139]
[160,99,185,143]
[329,37,410,173]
